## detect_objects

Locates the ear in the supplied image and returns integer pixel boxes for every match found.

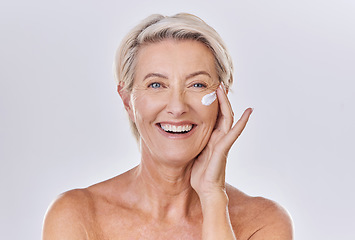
[117,84,135,122]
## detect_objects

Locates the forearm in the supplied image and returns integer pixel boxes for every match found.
[200,191,236,240]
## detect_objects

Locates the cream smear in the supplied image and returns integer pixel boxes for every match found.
[201,91,217,106]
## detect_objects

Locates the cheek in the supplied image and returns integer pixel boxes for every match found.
[131,91,166,122]
[205,102,219,126]
[187,93,219,123]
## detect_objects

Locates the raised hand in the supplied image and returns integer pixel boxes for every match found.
[190,83,253,200]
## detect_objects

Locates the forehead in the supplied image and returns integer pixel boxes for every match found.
[135,39,217,79]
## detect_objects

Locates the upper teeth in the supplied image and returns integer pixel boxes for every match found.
[160,124,193,133]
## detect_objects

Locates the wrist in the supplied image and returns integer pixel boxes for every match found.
[199,191,236,240]
[199,190,229,211]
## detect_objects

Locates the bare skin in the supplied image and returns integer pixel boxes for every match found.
[42,40,293,240]
[42,177,292,239]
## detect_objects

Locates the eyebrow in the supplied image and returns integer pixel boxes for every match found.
[143,73,168,81]
[143,71,211,81]
[186,71,212,80]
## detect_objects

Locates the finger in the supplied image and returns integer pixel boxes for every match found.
[220,82,233,117]
[222,108,253,151]
[215,84,234,132]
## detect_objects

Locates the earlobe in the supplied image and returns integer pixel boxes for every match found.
[117,85,135,122]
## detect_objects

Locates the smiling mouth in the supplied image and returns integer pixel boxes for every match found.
[158,123,194,134]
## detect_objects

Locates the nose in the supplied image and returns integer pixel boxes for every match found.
[165,89,188,117]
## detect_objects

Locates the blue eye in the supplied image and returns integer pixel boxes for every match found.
[193,83,206,88]
[149,82,161,88]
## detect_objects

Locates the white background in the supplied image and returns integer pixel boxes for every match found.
[1,0,354,239]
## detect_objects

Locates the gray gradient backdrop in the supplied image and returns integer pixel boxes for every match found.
[1,0,354,239]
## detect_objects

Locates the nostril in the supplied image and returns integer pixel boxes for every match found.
[165,92,188,116]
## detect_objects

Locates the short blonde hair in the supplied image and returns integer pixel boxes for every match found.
[114,13,234,140]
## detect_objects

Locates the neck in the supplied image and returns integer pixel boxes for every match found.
[130,146,201,221]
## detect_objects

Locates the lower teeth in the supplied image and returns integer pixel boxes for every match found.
[166,130,188,134]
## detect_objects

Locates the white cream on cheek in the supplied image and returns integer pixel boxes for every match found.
[201,91,217,106]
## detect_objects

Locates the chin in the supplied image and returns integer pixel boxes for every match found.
[154,149,200,167]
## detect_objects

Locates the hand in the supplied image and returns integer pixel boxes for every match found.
[190,83,253,200]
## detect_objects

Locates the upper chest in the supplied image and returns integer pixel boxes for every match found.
[87,203,203,240]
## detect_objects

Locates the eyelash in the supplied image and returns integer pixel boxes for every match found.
[147,82,207,89]
[192,83,207,88]
[148,82,162,89]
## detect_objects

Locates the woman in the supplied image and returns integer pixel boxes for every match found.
[42,13,293,239]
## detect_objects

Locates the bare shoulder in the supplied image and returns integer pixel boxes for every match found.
[226,184,294,240]
[42,172,133,240]
[42,189,95,240]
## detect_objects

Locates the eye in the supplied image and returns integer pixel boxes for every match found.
[149,82,161,89]
[192,83,206,88]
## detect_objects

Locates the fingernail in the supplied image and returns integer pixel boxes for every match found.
[219,83,223,91]
[220,82,227,93]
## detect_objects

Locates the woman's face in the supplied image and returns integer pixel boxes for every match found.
[127,39,220,165]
